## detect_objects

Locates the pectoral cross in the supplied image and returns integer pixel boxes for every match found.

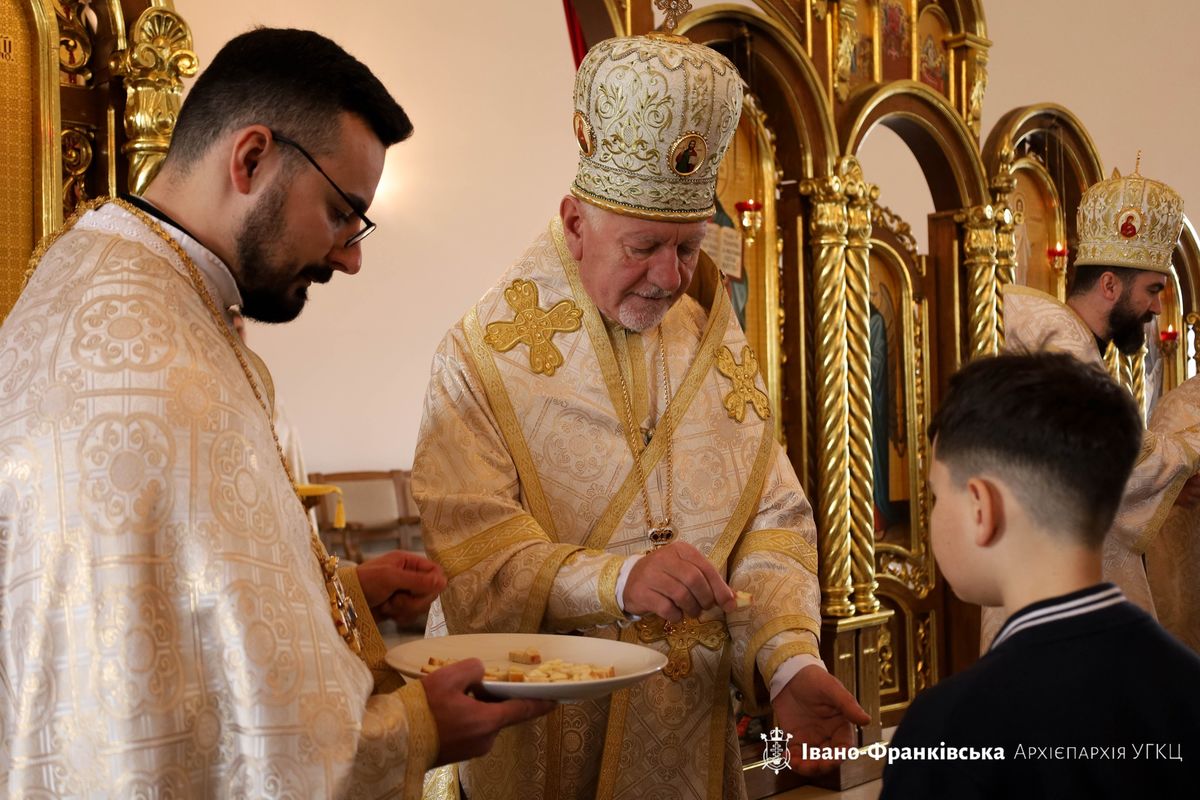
[635,615,728,680]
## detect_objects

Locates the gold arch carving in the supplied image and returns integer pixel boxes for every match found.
[840,80,991,208]
[679,4,839,174]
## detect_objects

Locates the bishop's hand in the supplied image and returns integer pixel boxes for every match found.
[622,540,737,621]
[771,664,871,776]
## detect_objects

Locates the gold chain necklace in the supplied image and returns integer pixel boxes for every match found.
[87,198,362,652]
[614,328,676,549]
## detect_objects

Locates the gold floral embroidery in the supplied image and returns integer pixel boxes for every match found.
[716,345,770,422]
[483,280,581,376]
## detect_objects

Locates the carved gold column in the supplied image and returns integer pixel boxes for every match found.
[1130,350,1147,419]
[946,33,991,140]
[840,156,880,614]
[990,146,1018,349]
[109,8,198,195]
[956,204,999,359]
[833,0,858,102]
[801,173,853,617]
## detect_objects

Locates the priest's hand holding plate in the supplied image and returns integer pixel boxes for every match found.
[622,540,737,621]
[421,658,556,766]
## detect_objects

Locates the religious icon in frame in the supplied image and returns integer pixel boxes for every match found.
[670,132,707,176]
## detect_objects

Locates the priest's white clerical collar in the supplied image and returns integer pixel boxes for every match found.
[114,197,243,324]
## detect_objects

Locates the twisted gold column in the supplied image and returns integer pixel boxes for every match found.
[992,206,1017,348]
[801,173,854,617]
[833,0,859,102]
[1130,349,1146,419]
[840,157,880,614]
[1104,341,1122,385]
[957,205,999,359]
[990,147,1018,349]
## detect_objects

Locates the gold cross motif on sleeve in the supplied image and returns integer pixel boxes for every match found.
[716,345,770,422]
[484,279,583,376]
[635,615,729,680]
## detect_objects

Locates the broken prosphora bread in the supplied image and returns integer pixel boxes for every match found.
[417,649,615,683]
[734,591,753,608]
[523,659,616,682]
[509,647,542,664]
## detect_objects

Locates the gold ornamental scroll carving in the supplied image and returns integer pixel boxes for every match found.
[833,0,858,102]
[54,0,94,86]
[61,123,94,215]
[109,7,197,195]
[800,172,853,617]
[840,155,880,614]
[989,146,1018,349]
[872,202,919,264]
[955,203,999,359]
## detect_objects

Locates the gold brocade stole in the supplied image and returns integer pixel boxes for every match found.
[555,215,777,799]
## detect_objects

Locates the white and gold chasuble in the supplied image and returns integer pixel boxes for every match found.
[0,202,434,798]
[413,220,821,800]
[1144,376,1200,655]
[978,285,1200,648]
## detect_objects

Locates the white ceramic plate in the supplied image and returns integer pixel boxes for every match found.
[386,633,667,701]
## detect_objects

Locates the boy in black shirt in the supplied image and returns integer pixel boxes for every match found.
[881,352,1198,799]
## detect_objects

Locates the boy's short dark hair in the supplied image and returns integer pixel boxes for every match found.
[928,352,1143,546]
[166,28,412,170]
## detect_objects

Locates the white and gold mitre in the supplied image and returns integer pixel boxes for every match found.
[1075,160,1185,275]
[570,5,743,222]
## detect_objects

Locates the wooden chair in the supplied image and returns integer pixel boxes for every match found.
[307,470,423,564]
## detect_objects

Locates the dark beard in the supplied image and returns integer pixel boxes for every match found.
[234,184,332,323]
[1108,292,1154,355]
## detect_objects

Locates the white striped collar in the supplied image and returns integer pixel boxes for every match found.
[989,583,1125,651]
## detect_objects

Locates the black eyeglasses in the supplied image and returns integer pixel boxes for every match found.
[271,130,376,248]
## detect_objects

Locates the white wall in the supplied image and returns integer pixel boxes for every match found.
[175,1,1200,472]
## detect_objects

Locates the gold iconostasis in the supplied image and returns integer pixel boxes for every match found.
[6,1,1200,795]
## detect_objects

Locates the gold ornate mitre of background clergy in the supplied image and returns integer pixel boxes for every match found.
[570,6,743,221]
[1075,162,1185,275]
